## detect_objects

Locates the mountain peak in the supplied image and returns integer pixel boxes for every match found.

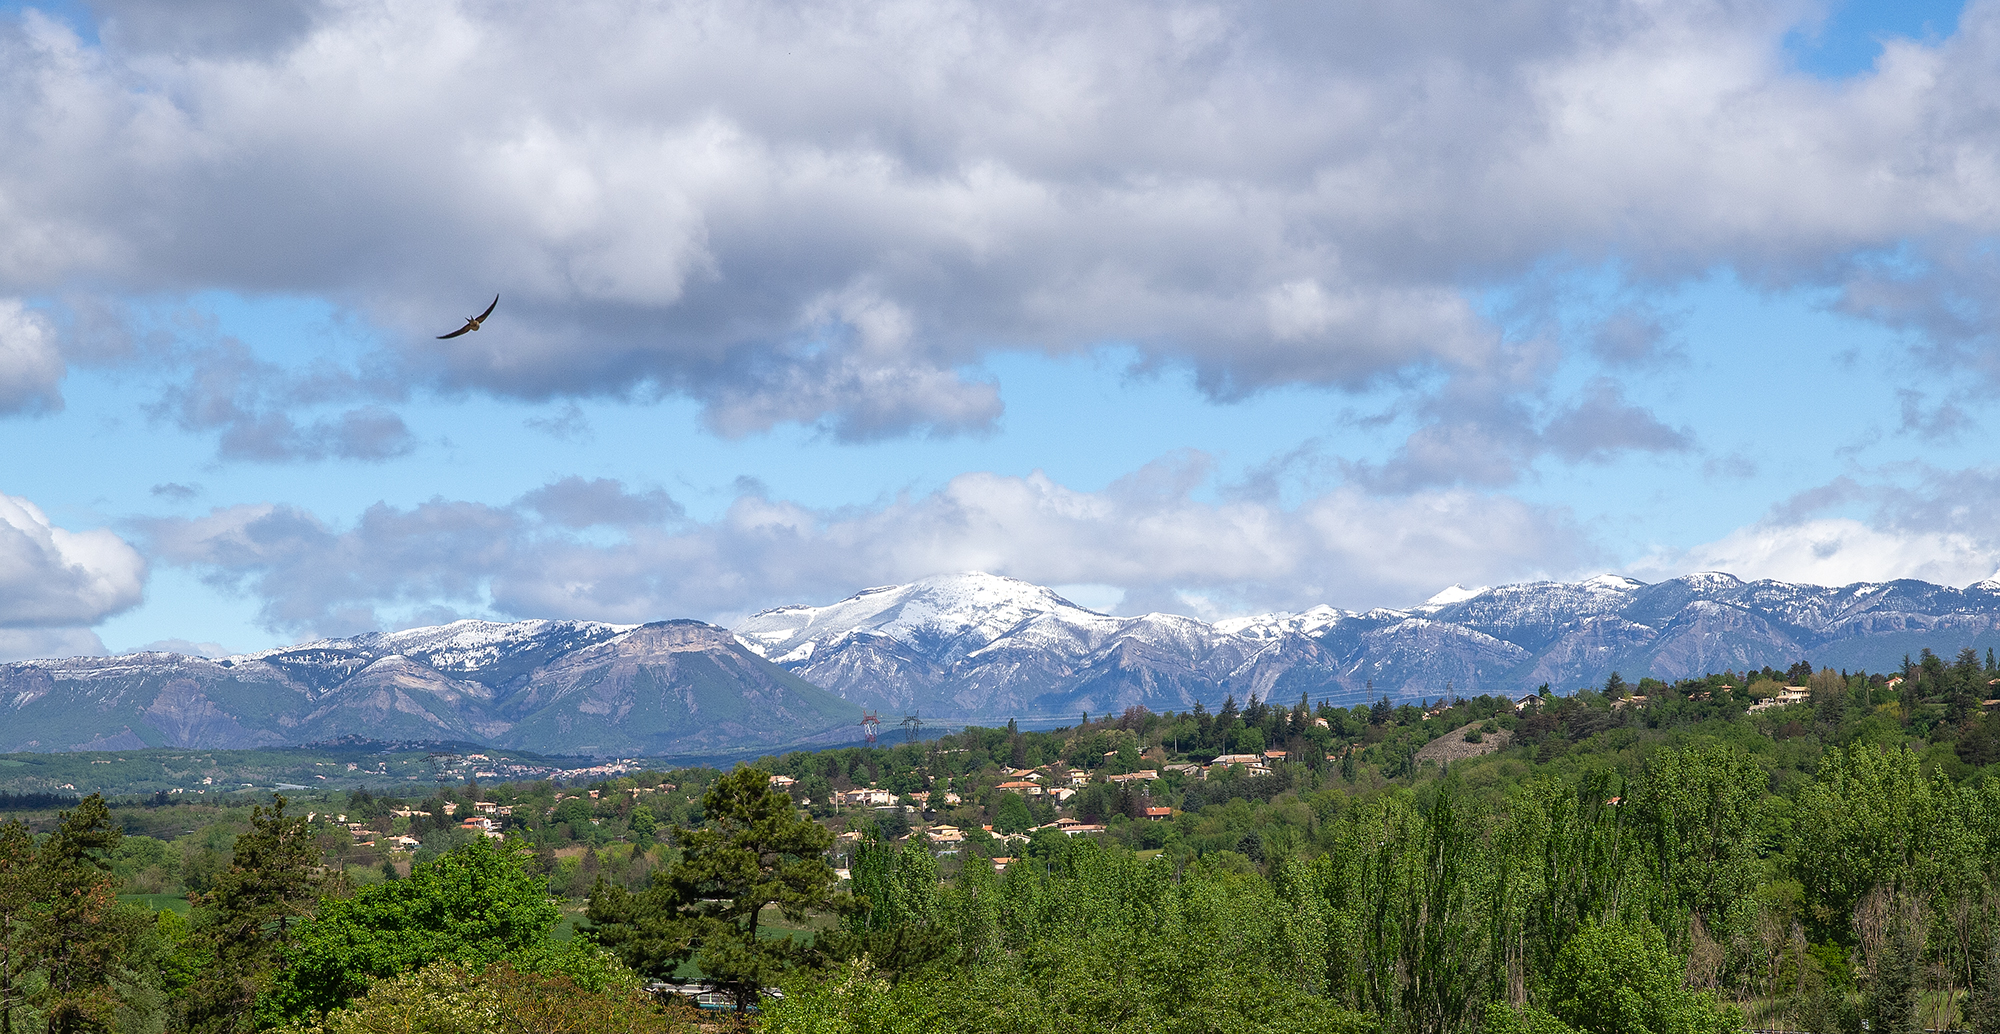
[733,570,1106,666]
[1421,584,1488,608]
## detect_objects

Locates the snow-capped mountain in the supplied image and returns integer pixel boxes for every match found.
[9,569,2000,754]
[731,572,1284,719]
[0,619,859,755]
[732,571,2000,721]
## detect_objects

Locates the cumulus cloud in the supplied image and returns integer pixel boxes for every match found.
[0,492,146,626]
[1540,380,1695,463]
[0,299,63,415]
[1633,464,2000,586]
[143,461,1594,636]
[1639,518,1998,588]
[3,0,1997,444]
[1587,304,1685,368]
[143,498,512,635]
[1894,387,1976,443]
[125,638,231,657]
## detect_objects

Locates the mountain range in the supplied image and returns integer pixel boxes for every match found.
[0,619,858,756]
[5,570,2000,754]
[730,571,2000,721]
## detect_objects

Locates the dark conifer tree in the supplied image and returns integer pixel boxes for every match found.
[180,795,331,1034]
[1869,916,1921,1034]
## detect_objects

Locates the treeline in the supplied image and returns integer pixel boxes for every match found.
[736,744,2000,1034]
[10,647,2000,1033]
[0,795,691,1033]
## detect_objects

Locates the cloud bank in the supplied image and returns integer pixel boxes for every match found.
[1633,466,2000,588]
[0,0,1996,459]
[143,460,1594,637]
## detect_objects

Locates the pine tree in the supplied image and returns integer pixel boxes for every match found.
[1868,916,1921,1034]
[587,767,838,1015]
[1969,939,2000,1034]
[180,796,329,1034]
[32,795,124,1034]
[0,821,33,1034]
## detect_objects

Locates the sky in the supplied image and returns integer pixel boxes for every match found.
[2,0,2000,661]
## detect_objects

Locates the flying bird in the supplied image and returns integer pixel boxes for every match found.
[437,295,499,339]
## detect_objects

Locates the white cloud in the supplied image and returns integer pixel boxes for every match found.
[0,628,106,664]
[0,492,147,626]
[1631,464,2000,587]
[1,0,1998,442]
[1634,517,2000,588]
[0,299,62,414]
[144,460,1594,636]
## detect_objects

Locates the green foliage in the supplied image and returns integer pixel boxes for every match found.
[1866,912,1921,1034]
[0,818,36,1034]
[1630,746,1765,929]
[266,836,588,1022]
[180,796,330,1033]
[32,794,129,1034]
[1969,940,2000,1034]
[1483,1000,1584,1034]
[763,959,950,1034]
[278,961,691,1034]
[992,794,1033,834]
[768,849,1375,1034]
[587,766,837,1012]
[1543,921,1740,1034]
[626,806,657,847]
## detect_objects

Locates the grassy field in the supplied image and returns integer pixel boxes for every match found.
[118,892,191,914]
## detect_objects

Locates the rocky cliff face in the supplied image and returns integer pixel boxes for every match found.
[0,619,859,755]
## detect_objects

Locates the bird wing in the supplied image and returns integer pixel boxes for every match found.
[476,294,499,322]
[437,322,475,340]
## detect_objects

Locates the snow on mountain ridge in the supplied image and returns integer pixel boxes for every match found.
[734,572,1107,662]
[1215,605,1352,640]
[1418,584,1488,610]
[235,618,637,666]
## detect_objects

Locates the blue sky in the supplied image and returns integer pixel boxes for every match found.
[3,0,2000,660]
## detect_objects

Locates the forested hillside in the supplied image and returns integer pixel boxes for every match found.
[3,646,2000,1033]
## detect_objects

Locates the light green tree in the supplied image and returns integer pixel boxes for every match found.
[1542,921,1739,1034]
[266,836,604,1022]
